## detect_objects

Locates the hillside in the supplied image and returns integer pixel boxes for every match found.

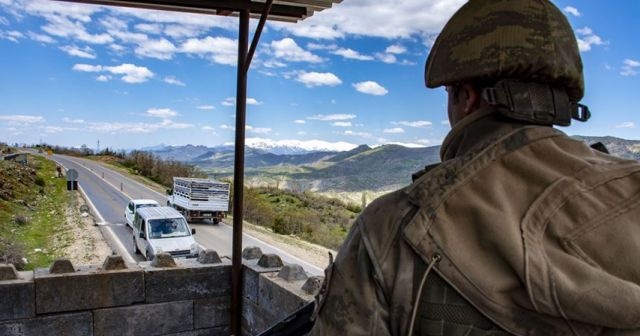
[146,135,640,195]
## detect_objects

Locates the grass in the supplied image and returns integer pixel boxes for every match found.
[0,154,71,270]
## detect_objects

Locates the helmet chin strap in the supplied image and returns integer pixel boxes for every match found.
[481,79,591,127]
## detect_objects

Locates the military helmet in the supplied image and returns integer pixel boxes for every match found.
[425,0,584,102]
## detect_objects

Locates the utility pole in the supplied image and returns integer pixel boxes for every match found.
[97,140,100,154]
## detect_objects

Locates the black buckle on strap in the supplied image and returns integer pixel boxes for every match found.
[571,103,591,122]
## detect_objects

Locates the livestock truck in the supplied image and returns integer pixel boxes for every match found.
[166,177,230,224]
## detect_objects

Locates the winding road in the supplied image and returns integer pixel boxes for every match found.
[50,154,324,275]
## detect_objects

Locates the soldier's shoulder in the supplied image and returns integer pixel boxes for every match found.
[357,186,415,257]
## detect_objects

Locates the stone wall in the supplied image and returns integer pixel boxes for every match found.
[0,248,323,336]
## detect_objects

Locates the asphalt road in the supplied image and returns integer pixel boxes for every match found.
[52,154,324,275]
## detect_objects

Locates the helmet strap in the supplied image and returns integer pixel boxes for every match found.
[481,79,590,126]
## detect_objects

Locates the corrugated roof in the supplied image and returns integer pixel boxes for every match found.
[57,0,342,22]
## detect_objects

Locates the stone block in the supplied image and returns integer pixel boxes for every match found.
[144,259,231,303]
[277,264,308,282]
[93,301,192,336]
[151,252,177,268]
[49,259,75,274]
[0,312,92,336]
[164,326,230,336]
[242,246,262,260]
[258,273,314,320]
[302,276,324,296]
[198,249,222,264]
[194,296,230,329]
[242,260,280,304]
[242,297,277,336]
[35,265,144,314]
[0,271,34,321]
[0,264,18,280]
[257,254,283,268]
[102,255,126,270]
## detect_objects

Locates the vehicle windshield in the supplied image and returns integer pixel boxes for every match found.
[147,218,190,239]
[136,203,157,210]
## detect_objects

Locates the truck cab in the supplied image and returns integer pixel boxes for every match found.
[132,206,199,260]
[124,199,160,228]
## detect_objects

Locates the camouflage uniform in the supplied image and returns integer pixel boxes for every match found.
[311,107,640,336]
[311,1,640,335]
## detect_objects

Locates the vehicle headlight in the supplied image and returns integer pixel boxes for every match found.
[190,243,198,254]
[156,247,163,254]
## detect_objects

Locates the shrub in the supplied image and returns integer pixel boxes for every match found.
[14,214,29,225]
[34,176,45,187]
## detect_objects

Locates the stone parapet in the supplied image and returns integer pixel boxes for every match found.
[93,301,193,336]
[0,271,34,321]
[34,264,144,314]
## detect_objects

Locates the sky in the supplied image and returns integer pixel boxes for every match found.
[0,0,638,152]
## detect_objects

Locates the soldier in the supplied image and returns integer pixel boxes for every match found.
[310,0,640,335]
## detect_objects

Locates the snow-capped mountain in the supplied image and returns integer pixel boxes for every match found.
[242,138,358,155]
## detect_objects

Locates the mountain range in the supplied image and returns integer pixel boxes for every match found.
[145,135,640,193]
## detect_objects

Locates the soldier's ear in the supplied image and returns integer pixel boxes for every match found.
[461,84,480,116]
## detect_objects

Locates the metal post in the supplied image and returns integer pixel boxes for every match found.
[231,9,249,336]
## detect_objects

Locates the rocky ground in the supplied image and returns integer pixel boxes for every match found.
[58,182,112,266]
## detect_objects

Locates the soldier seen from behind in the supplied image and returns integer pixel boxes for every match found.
[310,0,640,335]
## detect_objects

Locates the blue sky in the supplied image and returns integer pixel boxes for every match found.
[0,0,638,151]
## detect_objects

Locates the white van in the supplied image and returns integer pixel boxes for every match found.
[132,206,199,260]
[124,199,159,228]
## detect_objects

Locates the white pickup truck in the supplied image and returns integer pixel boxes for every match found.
[166,177,230,224]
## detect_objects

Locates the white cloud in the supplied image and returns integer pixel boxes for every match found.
[165,24,202,39]
[270,38,323,63]
[382,141,426,148]
[297,131,307,135]
[332,121,352,127]
[375,53,397,64]
[201,126,215,131]
[135,38,176,60]
[163,76,185,86]
[63,117,85,123]
[308,114,356,121]
[28,31,55,44]
[272,0,465,42]
[306,42,338,50]
[220,124,234,130]
[0,30,24,42]
[616,122,636,129]
[332,48,374,61]
[441,120,450,126]
[60,45,96,59]
[353,81,388,96]
[385,44,406,54]
[0,115,45,124]
[0,16,8,26]
[296,71,342,88]
[620,59,640,76]
[88,119,193,133]
[383,127,405,134]
[395,120,432,128]
[294,119,306,124]
[146,108,177,118]
[96,75,111,82]
[576,27,605,52]
[180,36,237,66]
[246,125,272,134]
[563,6,581,17]
[344,130,372,137]
[135,23,162,34]
[73,63,154,83]
[221,97,262,106]
[196,105,215,110]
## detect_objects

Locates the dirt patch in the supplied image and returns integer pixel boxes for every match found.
[56,191,112,265]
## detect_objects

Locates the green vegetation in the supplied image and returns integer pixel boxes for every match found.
[47,144,205,188]
[0,149,70,270]
[240,187,360,250]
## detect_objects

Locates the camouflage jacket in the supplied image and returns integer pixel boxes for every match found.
[310,107,640,336]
